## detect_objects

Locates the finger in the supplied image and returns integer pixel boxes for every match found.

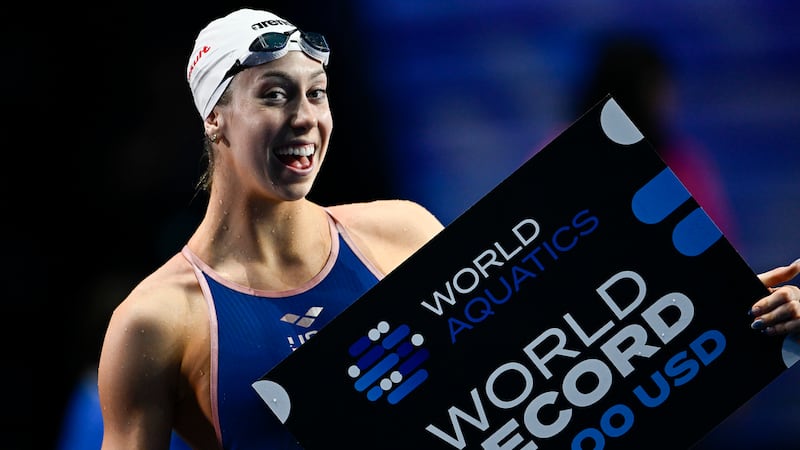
[757,258,800,287]
[763,319,800,336]
[751,285,800,335]
[753,284,800,314]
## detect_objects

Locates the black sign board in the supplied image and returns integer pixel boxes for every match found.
[254,96,798,449]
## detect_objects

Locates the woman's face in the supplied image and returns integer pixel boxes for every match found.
[215,51,332,202]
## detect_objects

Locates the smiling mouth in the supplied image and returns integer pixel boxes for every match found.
[274,144,315,170]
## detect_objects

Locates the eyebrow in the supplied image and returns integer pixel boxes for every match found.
[256,68,327,82]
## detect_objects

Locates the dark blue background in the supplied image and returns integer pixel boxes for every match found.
[22,2,797,449]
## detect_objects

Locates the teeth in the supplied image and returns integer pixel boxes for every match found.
[275,144,314,157]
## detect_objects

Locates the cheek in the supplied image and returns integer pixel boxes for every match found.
[240,112,281,144]
[319,110,333,138]
[321,107,332,123]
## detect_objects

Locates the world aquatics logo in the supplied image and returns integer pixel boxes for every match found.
[346,321,429,404]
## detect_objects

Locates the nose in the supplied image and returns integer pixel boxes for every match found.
[289,96,318,130]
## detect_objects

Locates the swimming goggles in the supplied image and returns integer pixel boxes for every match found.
[225,29,330,79]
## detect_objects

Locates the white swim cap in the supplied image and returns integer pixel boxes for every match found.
[187,8,330,119]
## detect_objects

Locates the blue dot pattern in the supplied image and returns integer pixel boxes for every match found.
[348,322,429,405]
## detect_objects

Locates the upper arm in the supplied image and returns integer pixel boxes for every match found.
[98,283,185,450]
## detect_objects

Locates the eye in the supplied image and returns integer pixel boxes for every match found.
[308,88,328,102]
[262,88,288,102]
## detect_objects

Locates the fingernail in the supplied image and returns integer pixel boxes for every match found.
[751,319,765,330]
[748,306,761,317]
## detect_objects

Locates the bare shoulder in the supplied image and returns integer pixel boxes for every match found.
[107,253,203,337]
[99,252,206,391]
[327,200,444,274]
[98,252,209,449]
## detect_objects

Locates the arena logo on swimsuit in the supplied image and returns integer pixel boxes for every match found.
[345,320,430,404]
[282,307,323,351]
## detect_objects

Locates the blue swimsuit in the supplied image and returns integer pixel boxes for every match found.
[182,211,381,449]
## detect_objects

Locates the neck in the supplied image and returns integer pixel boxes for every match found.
[187,197,332,289]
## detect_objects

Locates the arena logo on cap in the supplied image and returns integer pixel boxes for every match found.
[346,320,429,405]
[251,18,293,30]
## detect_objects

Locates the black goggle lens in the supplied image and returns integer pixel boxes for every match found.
[248,30,329,53]
[250,32,291,52]
[301,31,329,52]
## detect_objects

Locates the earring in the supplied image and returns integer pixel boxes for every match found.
[209,133,218,143]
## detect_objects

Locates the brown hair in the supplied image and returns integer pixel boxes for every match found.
[195,86,234,193]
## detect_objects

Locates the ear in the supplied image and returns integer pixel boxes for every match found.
[204,109,221,140]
